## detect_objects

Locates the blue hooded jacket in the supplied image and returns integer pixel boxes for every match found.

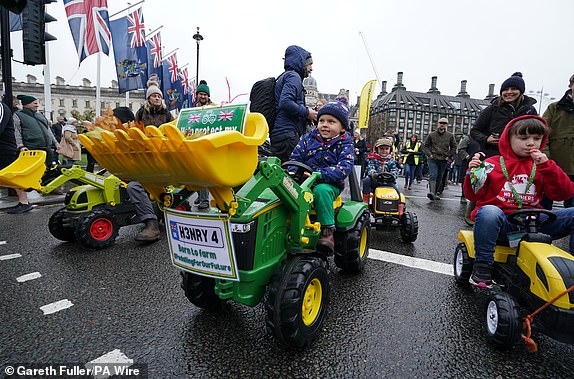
[270,45,310,140]
[289,129,354,190]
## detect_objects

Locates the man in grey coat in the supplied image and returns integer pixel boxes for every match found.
[423,117,457,200]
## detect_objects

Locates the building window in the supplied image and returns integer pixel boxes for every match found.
[129,102,133,110]
[116,102,120,108]
[72,99,77,108]
[101,102,105,110]
[85,100,90,108]
[59,99,64,107]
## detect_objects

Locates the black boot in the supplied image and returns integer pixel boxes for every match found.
[316,226,335,255]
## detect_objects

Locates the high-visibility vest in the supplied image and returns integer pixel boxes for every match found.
[402,141,421,165]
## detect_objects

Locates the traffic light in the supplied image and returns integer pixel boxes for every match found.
[22,0,57,65]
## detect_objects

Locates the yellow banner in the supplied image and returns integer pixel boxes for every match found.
[358,80,377,129]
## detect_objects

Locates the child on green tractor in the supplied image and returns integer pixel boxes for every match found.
[361,137,400,203]
[288,97,354,254]
[464,115,574,288]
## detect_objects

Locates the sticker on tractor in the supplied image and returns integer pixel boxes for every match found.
[165,209,239,281]
[176,104,248,136]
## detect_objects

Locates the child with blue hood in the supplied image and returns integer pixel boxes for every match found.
[289,97,354,254]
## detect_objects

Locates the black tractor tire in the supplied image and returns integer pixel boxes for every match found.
[180,271,223,311]
[75,209,119,249]
[334,211,370,274]
[485,292,522,350]
[400,211,418,242]
[48,207,76,242]
[453,243,474,286]
[265,255,330,348]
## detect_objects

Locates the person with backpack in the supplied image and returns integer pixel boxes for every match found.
[269,45,318,162]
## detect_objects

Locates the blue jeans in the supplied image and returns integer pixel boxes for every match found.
[473,204,574,264]
[427,159,448,183]
[403,163,416,187]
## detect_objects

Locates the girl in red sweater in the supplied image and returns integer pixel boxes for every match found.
[464,115,574,288]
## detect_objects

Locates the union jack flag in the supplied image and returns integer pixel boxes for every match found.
[180,68,189,95]
[190,79,196,106]
[167,54,179,83]
[64,0,111,63]
[169,221,180,239]
[126,7,145,48]
[187,113,201,124]
[147,31,162,68]
[218,110,234,122]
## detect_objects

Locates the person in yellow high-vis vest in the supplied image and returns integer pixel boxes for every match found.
[401,135,422,190]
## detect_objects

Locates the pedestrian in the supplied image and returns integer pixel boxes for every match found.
[13,95,58,167]
[135,77,174,127]
[353,130,367,173]
[269,45,318,162]
[194,80,215,107]
[0,102,32,214]
[57,118,82,166]
[541,73,574,209]
[423,117,457,200]
[464,115,574,288]
[288,97,354,254]
[362,137,400,203]
[192,80,216,209]
[470,72,538,158]
[52,116,65,158]
[401,134,422,190]
[455,134,471,203]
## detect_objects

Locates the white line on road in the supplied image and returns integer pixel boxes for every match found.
[40,299,74,315]
[86,349,134,379]
[0,240,7,245]
[0,253,21,260]
[369,248,453,276]
[16,272,42,283]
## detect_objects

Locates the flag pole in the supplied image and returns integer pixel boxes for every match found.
[109,0,145,18]
[43,41,52,121]
[125,91,129,107]
[163,48,179,60]
[96,53,101,116]
[145,25,163,40]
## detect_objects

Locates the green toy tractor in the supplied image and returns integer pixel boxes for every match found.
[78,110,370,348]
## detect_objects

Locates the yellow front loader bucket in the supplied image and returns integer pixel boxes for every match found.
[78,113,269,211]
[0,150,46,190]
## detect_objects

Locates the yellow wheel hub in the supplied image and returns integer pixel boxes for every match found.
[359,227,368,258]
[302,278,322,326]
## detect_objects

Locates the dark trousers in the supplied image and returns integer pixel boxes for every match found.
[270,133,299,163]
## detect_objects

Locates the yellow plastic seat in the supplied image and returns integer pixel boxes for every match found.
[0,150,46,190]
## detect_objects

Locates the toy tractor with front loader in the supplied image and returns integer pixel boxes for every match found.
[78,106,370,348]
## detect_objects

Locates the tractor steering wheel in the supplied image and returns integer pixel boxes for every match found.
[507,209,557,232]
[282,160,314,185]
[375,172,396,184]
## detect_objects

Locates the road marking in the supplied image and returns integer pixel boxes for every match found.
[369,248,453,276]
[0,240,7,245]
[0,253,21,260]
[16,272,42,283]
[86,349,134,379]
[40,299,74,315]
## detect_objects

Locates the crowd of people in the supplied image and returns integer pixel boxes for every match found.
[2,44,574,275]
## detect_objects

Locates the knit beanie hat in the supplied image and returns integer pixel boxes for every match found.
[17,94,37,105]
[146,77,163,99]
[317,96,349,130]
[500,72,525,94]
[196,80,210,96]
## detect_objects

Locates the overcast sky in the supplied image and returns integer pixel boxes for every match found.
[7,0,573,112]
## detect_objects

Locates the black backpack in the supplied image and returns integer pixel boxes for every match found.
[249,74,282,132]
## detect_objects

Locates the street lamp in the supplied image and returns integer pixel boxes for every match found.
[528,88,555,114]
[192,27,203,86]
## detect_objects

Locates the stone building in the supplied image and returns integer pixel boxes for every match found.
[303,75,357,128]
[8,74,145,122]
[368,72,495,148]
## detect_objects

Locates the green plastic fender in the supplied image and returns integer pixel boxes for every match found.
[336,201,368,229]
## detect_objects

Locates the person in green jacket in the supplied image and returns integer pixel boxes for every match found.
[13,94,57,167]
[542,74,574,209]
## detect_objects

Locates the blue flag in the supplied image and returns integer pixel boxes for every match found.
[146,31,163,87]
[109,8,147,93]
[162,54,184,111]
